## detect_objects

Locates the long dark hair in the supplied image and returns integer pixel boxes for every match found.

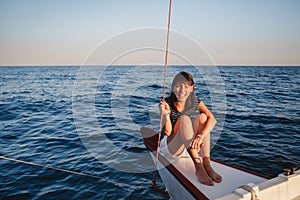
[168,71,196,112]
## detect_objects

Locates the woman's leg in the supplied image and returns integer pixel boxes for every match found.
[193,113,210,157]
[167,115,214,186]
[166,115,191,156]
[193,113,222,183]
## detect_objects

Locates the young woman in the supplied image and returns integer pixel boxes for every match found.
[159,71,222,186]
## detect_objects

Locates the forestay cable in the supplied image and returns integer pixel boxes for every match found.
[0,155,150,191]
[152,0,173,191]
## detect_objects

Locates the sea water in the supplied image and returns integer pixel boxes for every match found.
[1,66,299,199]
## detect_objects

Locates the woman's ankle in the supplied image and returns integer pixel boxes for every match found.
[187,147,201,163]
[202,156,210,163]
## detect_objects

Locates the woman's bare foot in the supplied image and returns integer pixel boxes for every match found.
[203,157,222,183]
[195,162,214,186]
[187,148,214,186]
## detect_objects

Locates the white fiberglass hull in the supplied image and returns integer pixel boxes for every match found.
[141,127,300,200]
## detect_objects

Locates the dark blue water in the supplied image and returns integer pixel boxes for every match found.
[1,66,299,199]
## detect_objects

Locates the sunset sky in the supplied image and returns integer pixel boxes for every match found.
[0,0,299,66]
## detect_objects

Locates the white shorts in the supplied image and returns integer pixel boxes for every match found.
[160,137,188,160]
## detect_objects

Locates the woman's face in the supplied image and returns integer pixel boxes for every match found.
[173,82,194,103]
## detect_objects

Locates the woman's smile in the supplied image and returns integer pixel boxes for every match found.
[173,83,193,102]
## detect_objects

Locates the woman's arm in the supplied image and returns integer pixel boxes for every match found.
[198,101,217,137]
[160,100,172,136]
[163,114,172,136]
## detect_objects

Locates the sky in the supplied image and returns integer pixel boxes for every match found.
[0,0,299,66]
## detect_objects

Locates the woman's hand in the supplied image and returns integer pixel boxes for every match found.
[159,100,172,136]
[159,100,171,116]
[190,136,204,150]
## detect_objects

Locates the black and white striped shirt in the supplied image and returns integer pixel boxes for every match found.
[165,96,202,126]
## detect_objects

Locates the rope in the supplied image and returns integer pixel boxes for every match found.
[152,0,173,192]
[0,155,101,179]
[240,185,258,200]
[162,0,172,100]
[0,155,157,193]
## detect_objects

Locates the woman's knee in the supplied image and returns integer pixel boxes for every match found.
[178,115,194,139]
[175,115,193,132]
[173,115,192,134]
[180,115,193,125]
[197,113,207,124]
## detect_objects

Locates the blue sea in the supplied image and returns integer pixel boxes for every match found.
[1,65,299,199]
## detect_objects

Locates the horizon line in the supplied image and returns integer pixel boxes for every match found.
[1,64,300,67]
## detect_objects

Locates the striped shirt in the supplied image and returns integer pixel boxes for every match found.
[165,96,202,126]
